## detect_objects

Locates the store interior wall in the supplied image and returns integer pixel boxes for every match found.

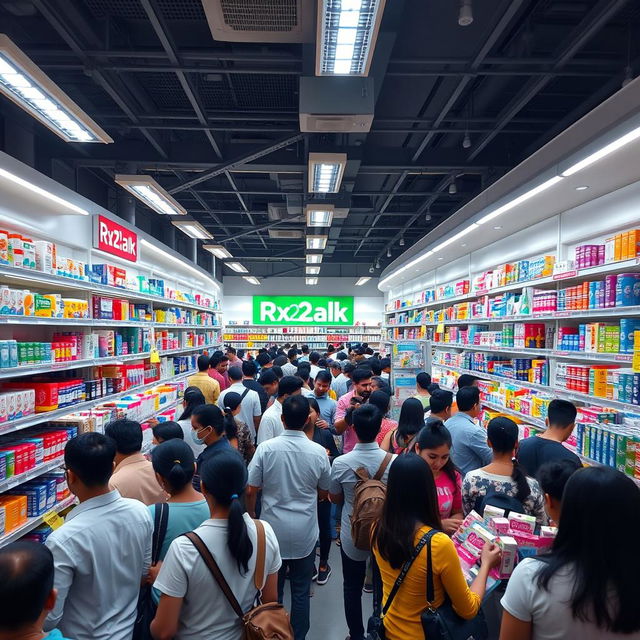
[224,276,383,325]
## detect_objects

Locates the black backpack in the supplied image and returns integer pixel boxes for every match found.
[474,486,525,517]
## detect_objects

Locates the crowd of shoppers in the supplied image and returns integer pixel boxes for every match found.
[2,342,639,640]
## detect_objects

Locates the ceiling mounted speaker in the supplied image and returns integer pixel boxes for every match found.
[201,0,315,42]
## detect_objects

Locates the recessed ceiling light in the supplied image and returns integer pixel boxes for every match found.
[306,204,334,227]
[306,253,323,264]
[203,244,233,259]
[575,185,589,191]
[306,235,328,250]
[437,257,443,260]
[305,277,318,285]
[493,225,502,230]
[307,155,346,193]
[306,266,320,275]
[171,219,213,239]
[355,277,371,286]
[115,175,187,216]
[226,262,248,273]
[461,243,467,247]
[243,276,260,285]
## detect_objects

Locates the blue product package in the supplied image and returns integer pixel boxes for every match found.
[589,281,597,309]
[616,273,640,307]
[39,477,57,509]
[620,319,640,353]
[0,451,6,481]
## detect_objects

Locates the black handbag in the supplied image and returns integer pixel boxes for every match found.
[367,532,432,640]
[420,529,488,640]
[133,502,169,640]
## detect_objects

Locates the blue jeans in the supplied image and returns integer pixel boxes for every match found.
[277,550,315,640]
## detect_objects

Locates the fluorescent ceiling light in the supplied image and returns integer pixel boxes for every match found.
[316,0,387,76]
[355,277,371,286]
[115,174,187,216]
[308,153,347,193]
[202,244,233,259]
[306,277,319,285]
[0,35,112,143]
[306,235,328,250]
[476,176,563,225]
[306,253,323,264]
[140,238,220,290]
[0,167,89,215]
[306,266,321,275]
[561,125,640,177]
[243,276,260,285]
[227,262,249,273]
[306,204,335,227]
[171,219,213,240]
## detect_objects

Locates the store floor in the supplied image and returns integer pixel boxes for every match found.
[282,542,374,640]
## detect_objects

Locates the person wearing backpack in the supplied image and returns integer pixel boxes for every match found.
[329,405,396,640]
[151,450,283,640]
[461,417,547,524]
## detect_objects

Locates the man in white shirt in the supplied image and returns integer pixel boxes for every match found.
[280,348,299,377]
[298,345,310,362]
[218,365,262,440]
[45,433,153,640]
[256,376,303,445]
[308,351,323,381]
[331,361,355,399]
[247,395,331,640]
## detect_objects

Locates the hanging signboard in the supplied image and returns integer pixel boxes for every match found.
[93,215,138,262]
[252,295,354,326]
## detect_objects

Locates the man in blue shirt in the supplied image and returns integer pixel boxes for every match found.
[0,541,73,640]
[445,386,492,475]
[312,370,337,430]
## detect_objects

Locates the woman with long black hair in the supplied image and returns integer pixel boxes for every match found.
[462,416,547,524]
[380,397,424,454]
[415,420,463,535]
[176,387,206,456]
[372,454,499,640]
[151,451,282,640]
[500,465,640,639]
[219,391,255,465]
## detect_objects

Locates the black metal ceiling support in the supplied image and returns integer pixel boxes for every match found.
[168,133,305,194]
[218,215,305,244]
[411,0,528,162]
[468,0,631,161]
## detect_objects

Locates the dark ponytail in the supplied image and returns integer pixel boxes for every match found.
[415,419,458,485]
[151,439,195,493]
[487,417,531,503]
[221,392,242,441]
[178,387,206,421]
[200,451,253,573]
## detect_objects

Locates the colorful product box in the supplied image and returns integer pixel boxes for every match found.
[497,536,518,578]
[507,512,537,535]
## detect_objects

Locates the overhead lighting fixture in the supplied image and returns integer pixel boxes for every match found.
[306,204,335,227]
[458,0,473,26]
[462,132,472,149]
[493,225,502,230]
[306,266,321,275]
[355,277,371,286]
[202,244,233,259]
[386,248,391,258]
[0,35,112,143]
[560,125,640,177]
[226,262,249,273]
[306,253,323,264]
[375,260,381,269]
[306,277,319,285]
[399,237,405,246]
[171,219,213,240]
[306,235,328,250]
[449,180,457,194]
[369,266,374,273]
[308,153,347,193]
[432,224,478,253]
[0,167,89,215]
[316,0,387,76]
[575,185,589,191]
[140,239,220,289]
[425,213,432,222]
[476,176,563,224]
[115,174,187,216]
[243,276,260,285]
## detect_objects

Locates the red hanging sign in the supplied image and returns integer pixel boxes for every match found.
[94,215,138,262]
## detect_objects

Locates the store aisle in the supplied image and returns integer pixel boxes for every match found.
[282,542,374,640]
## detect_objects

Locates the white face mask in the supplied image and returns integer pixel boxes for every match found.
[191,426,211,445]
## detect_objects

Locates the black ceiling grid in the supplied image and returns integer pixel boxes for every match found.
[0,0,637,278]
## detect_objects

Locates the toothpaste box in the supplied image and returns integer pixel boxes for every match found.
[489,517,510,535]
[497,536,518,578]
[483,505,506,519]
[508,512,537,535]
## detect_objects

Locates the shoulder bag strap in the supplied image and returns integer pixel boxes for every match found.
[354,466,371,482]
[253,519,266,592]
[373,452,393,481]
[183,531,245,620]
[151,502,169,565]
[424,529,441,606]
[240,386,250,402]
[381,531,430,617]
[388,430,397,454]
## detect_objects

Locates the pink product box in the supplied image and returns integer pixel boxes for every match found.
[489,517,510,535]
[508,531,554,551]
[497,536,518,578]
[508,512,536,535]
[461,523,496,557]
[575,244,604,269]
[452,510,484,545]
[455,541,481,565]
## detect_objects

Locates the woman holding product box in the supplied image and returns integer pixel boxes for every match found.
[461,417,547,525]
[500,466,640,640]
[414,419,464,536]
[176,387,206,457]
[372,454,501,640]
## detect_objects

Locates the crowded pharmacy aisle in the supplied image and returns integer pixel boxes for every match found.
[1,1,640,639]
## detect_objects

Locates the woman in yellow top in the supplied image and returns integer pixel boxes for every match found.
[372,454,500,640]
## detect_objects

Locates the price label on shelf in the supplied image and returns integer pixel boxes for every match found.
[43,510,65,531]
[553,270,578,281]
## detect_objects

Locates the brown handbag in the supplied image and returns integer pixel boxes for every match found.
[184,520,293,640]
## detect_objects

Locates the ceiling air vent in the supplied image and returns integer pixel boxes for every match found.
[268,229,304,239]
[201,0,315,42]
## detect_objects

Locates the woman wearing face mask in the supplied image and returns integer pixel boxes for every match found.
[221,392,255,465]
[414,420,463,535]
[177,387,206,456]
[190,404,235,492]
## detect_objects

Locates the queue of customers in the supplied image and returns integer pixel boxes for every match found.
[0,342,639,640]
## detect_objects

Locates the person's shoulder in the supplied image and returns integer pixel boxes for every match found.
[518,436,539,450]
[119,496,154,519]
[511,556,544,581]
[304,437,330,456]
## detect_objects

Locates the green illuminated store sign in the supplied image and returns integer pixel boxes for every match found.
[252,295,354,326]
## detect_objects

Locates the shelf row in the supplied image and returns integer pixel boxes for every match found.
[0,265,222,314]
[0,343,219,381]
[385,257,639,316]
[0,368,195,437]
[0,317,221,329]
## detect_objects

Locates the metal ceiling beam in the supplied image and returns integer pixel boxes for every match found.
[168,133,305,194]
[468,0,631,161]
[218,215,304,243]
[411,0,528,162]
